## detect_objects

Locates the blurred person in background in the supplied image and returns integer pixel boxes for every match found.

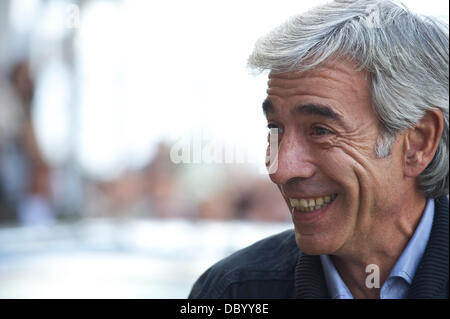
[143,143,193,219]
[0,60,55,225]
[189,0,448,299]
[82,143,195,219]
[234,179,290,222]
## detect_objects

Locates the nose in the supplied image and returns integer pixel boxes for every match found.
[268,131,316,186]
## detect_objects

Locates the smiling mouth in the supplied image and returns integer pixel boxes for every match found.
[289,194,337,212]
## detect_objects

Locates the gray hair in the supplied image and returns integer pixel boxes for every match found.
[248,0,449,198]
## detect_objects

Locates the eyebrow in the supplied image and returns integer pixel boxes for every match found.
[262,98,275,115]
[262,98,342,123]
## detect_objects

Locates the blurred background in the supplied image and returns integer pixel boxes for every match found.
[0,0,448,298]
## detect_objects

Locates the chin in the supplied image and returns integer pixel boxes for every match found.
[294,230,338,255]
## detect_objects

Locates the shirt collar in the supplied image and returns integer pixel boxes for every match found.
[388,198,434,284]
[320,198,435,298]
[320,253,353,298]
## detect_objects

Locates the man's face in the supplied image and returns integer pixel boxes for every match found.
[264,60,405,255]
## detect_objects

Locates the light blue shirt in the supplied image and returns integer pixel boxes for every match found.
[320,198,435,299]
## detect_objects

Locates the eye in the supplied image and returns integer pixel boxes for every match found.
[311,125,333,137]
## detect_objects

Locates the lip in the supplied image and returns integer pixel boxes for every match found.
[290,195,336,224]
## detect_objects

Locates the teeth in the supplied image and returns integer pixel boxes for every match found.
[289,194,337,212]
[299,199,308,208]
[289,198,299,207]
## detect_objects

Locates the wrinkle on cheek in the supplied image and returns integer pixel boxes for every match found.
[335,122,386,187]
[321,133,373,156]
[341,121,379,150]
[333,138,382,191]
[333,139,385,233]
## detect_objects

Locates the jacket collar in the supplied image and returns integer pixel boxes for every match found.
[294,251,329,298]
[294,196,449,299]
[407,195,449,298]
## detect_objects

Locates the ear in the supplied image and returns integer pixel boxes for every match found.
[403,109,444,178]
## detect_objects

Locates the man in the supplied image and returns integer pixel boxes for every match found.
[189,0,448,299]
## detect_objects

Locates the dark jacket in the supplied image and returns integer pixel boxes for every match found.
[189,196,449,299]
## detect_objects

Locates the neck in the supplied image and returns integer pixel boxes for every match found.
[332,193,427,299]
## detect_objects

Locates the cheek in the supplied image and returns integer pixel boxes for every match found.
[315,146,359,184]
[372,156,404,200]
[315,145,373,208]
[326,140,402,218]
[322,137,377,179]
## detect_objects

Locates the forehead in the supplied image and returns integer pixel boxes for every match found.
[268,59,367,88]
[266,60,375,122]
